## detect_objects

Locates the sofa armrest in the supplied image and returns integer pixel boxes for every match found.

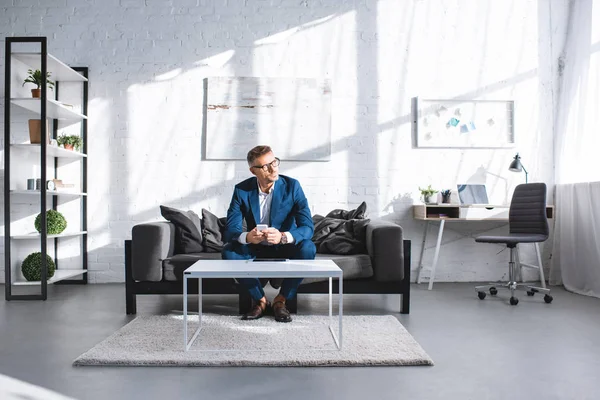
[365,219,404,282]
[132,222,175,281]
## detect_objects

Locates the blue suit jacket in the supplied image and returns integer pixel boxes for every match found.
[224,175,314,244]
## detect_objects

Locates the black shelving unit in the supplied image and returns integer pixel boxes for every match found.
[4,37,88,300]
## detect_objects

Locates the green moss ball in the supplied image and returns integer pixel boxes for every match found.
[34,210,67,235]
[21,252,56,281]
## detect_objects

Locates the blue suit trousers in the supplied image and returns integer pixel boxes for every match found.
[221,240,317,301]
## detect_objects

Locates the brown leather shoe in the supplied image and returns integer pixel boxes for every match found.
[241,301,270,320]
[273,300,292,323]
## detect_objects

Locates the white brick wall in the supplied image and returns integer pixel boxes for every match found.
[0,0,570,284]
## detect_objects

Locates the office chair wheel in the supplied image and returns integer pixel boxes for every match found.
[509,297,519,305]
[489,287,498,296]
[527,291,535,296]
[478,291,486,300]
[544,294,553,304]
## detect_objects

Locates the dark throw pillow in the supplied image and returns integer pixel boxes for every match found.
[325,201,367,220]
[202,209,227,253]
[160,205,204,254]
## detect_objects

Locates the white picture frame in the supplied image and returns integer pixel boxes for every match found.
[414,98,515,148]
[205,77,332,161]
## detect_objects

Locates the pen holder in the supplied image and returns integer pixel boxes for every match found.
[441,190,452,204]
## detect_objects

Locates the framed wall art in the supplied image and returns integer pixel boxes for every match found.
[414,98,515,148]
[205,77,332,161]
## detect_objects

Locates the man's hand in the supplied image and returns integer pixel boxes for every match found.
[264,228,283,245]
[246,227,265,244]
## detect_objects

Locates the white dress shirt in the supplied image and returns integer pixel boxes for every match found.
[238,181,294,245]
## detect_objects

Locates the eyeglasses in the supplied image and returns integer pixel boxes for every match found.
[251,157,280,172]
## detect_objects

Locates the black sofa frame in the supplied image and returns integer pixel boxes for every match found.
[125,239,411,315]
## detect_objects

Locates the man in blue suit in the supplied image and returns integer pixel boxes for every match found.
[222,145,316,322]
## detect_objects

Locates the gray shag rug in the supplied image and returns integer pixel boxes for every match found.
[74,314,433,367]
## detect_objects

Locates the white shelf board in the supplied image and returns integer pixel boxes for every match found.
[11,231,87,240]
[10,190,87,197]
[11,53,88,82]
[10,144,87,158]
[11,98,87,122]
[13,269,87,286]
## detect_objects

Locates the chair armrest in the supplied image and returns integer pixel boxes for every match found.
[365,219,404,282]
[131,222,175,281]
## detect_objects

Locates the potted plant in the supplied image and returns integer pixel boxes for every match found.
[22,69,55,98]
[419,185,439,204]
[57,134,82,151]
[27,119,50,144]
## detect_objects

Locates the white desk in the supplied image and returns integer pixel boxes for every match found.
[183,259,343,351]
[413,204,554,290]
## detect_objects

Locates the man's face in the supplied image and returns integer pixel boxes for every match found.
[249,151,280,185]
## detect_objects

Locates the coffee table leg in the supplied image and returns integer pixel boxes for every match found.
[328,277,332,322]
[338,275,343,350]
[328,275,343,351]
[198,278,202,329]
[183,275,188,351]
[184,277,203,351]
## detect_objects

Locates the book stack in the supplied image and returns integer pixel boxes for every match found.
[52,179,76,192]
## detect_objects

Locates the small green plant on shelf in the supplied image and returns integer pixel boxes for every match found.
[34,209,67,235]
[21,252,56,281]
[22,69,55,98]
[57,134,82,151]
[419,185,439,204]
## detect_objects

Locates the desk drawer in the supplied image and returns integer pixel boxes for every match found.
[459,207,509,219]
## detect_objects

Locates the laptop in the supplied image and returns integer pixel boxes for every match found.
[457,184,489,205]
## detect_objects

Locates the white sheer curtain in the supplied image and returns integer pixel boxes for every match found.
[550,0,600,297]
[552,183,600,297]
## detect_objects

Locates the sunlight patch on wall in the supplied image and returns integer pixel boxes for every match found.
[194,50,235,68]
[86,97,112,252]
[126,51,240,218]
[155,68,182,82]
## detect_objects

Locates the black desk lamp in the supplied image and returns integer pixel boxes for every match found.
[508,153,528,183]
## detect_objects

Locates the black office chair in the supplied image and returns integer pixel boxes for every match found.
[475,183,553,305]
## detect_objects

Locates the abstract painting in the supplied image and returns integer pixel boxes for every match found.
[205,77,332,160]
[414,98,515,148]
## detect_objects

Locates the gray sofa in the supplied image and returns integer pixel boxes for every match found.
[124,219,411,314]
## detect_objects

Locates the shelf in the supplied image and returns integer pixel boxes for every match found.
[11,231,87,240]
[5,39,89,299]
[10,144,87,158]
[13,269,87,286]
[10,98,87,122]
[10,190,86,197]
[11,53,88,82]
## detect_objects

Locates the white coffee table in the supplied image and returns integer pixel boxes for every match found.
[183,259,343,351]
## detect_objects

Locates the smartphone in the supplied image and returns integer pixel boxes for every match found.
[256,224,268,232]
[253,258,288,262]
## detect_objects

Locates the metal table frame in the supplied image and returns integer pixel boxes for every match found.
[183,259,343,352]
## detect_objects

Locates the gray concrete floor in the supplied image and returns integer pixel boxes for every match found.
[0,283,599,400]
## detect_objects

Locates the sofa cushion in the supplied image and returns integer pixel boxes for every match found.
[159,205,203,254]
[163,252,222,281]
[272,253,373,287]
[162,253,373,283]
[299,253,373,285]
